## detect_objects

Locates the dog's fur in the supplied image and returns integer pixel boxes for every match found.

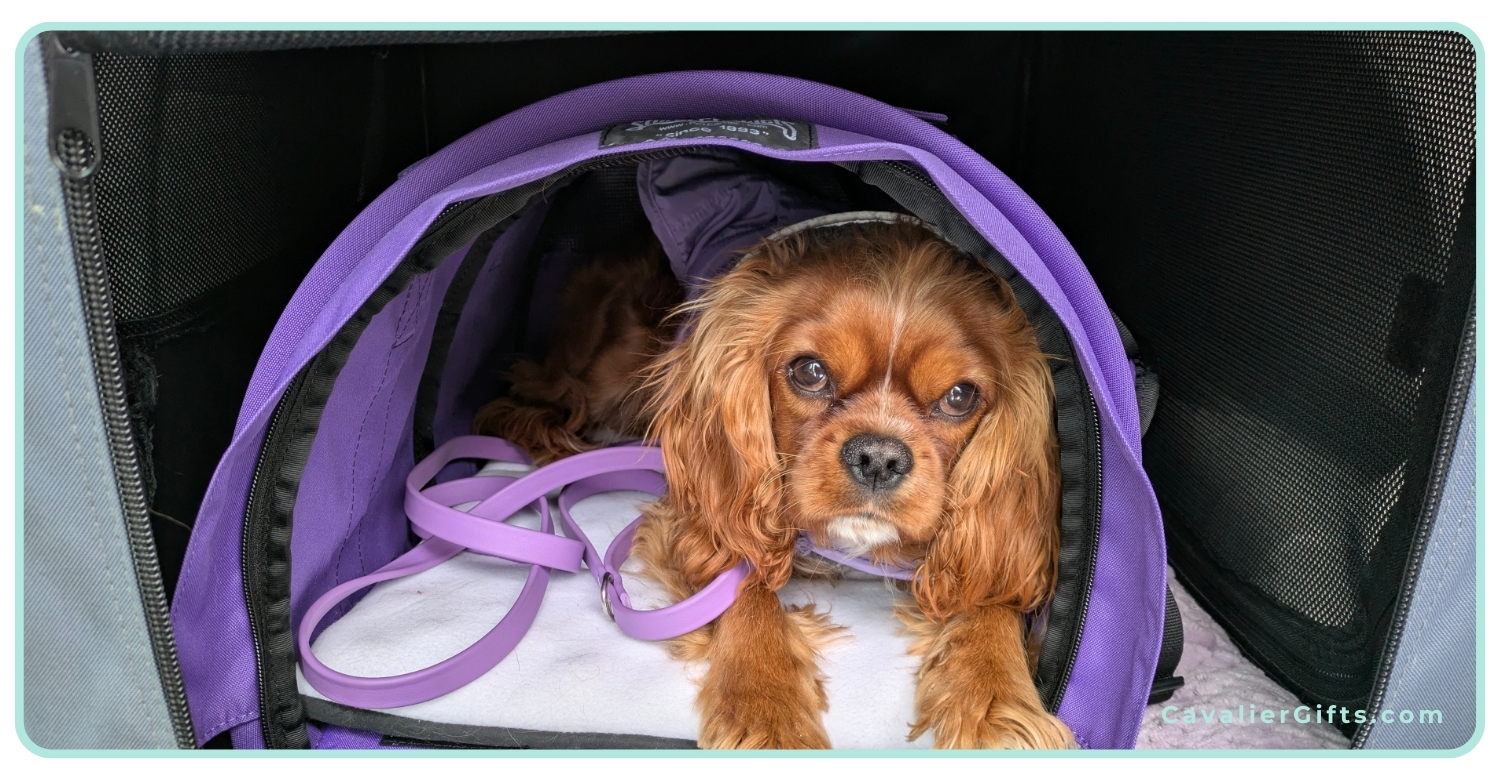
[475,220,1072,749]
[473,242,681,463]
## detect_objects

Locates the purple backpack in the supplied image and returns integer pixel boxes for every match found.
[169,70,1177,750]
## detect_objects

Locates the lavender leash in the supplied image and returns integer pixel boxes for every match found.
[297,434,910,709]
[296,436,749,709]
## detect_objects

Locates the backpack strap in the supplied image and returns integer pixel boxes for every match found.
[1147,585,1186,704]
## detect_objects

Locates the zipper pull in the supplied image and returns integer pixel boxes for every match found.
[43,33,102,180]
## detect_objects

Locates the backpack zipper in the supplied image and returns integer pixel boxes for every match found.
[239,371,311,748]
[46,33,197,749]
[1048,388,1102,712]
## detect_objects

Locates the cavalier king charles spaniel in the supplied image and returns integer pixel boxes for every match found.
[476,217,1072,750]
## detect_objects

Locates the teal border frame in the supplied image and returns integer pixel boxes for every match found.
[11,20,1486,760]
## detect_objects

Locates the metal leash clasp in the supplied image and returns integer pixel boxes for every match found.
[599,572,616,622]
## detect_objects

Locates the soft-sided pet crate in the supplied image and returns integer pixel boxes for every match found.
[21,30,1475,752]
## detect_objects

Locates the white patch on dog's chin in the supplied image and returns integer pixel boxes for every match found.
[826,515,900,554]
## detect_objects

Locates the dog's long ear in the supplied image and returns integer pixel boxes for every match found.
[912,296,1060,620]
[642,255,796,590]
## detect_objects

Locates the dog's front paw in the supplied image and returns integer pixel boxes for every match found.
[697,673,831,749]
[910,658,1078,749]
[916,696,1076,749]
[905,604,1077,750]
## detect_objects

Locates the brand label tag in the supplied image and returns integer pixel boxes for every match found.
[600,118,816,151]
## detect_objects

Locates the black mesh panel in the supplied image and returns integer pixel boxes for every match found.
[88,45,432,597]
[94,53,280,321]
[1012,31,1475,731]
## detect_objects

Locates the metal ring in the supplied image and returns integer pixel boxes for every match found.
[599,572,616,622]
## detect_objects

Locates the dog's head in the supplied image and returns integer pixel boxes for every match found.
[645,219,1059,618]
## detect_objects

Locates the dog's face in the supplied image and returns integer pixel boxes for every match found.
[647,220,1059,617]
[768,265,1007,560]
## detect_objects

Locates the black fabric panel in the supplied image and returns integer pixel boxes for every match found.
[417,32,1031,170]
[1011,32,1476,731]
[305,698,698,749]
[122,255,308,598]
[91,48,429,322]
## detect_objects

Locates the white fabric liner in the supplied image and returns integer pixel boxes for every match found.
[299,461,1348,749]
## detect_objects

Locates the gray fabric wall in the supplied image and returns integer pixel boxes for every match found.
[21,35,179,750]
[1362,377,1477,749]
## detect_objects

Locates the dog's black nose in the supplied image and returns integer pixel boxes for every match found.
[841,434,913,492]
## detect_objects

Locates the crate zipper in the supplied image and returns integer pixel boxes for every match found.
[47,34,197,749]
[1351,304,1475,748]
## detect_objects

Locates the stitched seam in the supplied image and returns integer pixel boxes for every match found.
[204,711,257,740]
[363,339,410,574]
[369,278,432,570]
[332,359,395,586]
[333,287,414,590]
[392,275,429,346]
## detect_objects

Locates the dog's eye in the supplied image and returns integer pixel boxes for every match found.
[788,357,831,393]
[938,383,979,417]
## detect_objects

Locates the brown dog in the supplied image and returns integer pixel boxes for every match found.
[476,219,1072,749]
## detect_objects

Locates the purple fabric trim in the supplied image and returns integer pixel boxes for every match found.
[228,719,264,749]
[175,71,1162,750]
[173,412,263,745]
[1055,424,1164,745]
[311,723,400,750]
[241,719,411,751]
[897,107,949,124]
